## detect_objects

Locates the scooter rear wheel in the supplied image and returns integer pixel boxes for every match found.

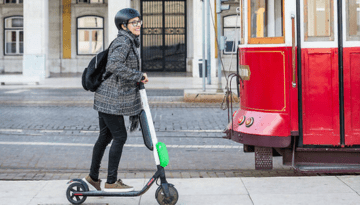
[155,184,179,205]
[66,182,87,204]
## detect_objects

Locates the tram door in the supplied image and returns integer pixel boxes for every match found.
[301,0,360,146]
[343,0,360,145]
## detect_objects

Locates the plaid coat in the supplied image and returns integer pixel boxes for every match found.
[93,30,143,116]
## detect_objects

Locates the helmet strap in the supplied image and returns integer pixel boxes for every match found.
[123,23,130,31]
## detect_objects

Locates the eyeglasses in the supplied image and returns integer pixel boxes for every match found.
[128,20,143,27]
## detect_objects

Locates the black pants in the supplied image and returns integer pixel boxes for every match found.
[89,112,127,184]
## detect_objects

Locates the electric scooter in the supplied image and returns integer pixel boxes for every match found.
[65,83,179,205]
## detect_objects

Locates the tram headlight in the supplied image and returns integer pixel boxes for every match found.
[238,116,246,125]
[245,117,254,127]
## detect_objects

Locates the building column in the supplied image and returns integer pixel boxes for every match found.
[23,0,49,79]
[191,0,203,77]
[190,0,216,78]
[108,0,131,42]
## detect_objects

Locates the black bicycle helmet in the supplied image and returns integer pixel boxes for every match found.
[115,8,141,30]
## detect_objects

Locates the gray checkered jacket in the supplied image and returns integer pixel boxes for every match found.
[93,30,143,116]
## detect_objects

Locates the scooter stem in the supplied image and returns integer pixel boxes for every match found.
[138,82,160,166]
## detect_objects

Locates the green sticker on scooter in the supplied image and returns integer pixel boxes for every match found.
[156,142,169,167]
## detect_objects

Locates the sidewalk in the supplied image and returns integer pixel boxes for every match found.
[2,176,360,205]
[0,74,239,102]
[0,73,237,89]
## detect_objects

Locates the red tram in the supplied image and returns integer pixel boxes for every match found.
[225,0,360,172]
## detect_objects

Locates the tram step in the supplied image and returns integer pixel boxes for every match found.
[296,164,360,173]
[296,147,360,152]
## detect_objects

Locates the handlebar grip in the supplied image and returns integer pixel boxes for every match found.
[137,82,145,90]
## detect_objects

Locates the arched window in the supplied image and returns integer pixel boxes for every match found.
[4,16,23,55]
[77,16,104,55]
[223,15,241,54]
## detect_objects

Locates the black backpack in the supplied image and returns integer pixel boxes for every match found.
[82,41,114,92]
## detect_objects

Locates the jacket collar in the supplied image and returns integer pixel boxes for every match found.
[117,29,140,69]
[117,29,140,48]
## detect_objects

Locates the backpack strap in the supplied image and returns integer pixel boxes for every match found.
[101,39,117,80]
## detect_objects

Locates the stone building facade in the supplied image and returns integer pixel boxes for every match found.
[0,0,240,78]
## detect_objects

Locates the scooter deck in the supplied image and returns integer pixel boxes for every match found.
[74,190,147,197]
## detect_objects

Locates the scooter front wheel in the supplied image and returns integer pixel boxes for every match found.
[155,184,179,205]
[66,182,87,204]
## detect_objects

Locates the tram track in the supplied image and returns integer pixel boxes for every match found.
[0,128,228,139]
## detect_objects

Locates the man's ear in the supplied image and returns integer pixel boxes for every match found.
[121,24,127,30]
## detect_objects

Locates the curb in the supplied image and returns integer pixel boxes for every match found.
[184,89,239,103]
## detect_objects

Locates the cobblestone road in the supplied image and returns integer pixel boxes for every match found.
[0,88,315,180]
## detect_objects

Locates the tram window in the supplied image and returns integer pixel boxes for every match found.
[248,0,284,44]
[347,0,360,41]
[304,0,334,41]
[223,15,241,54]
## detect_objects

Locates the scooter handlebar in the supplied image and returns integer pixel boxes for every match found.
[137,82,145,90]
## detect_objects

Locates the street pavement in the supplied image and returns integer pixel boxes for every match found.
[1,74,359,205]
[2,176,360,204]
[0,87,297,180]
